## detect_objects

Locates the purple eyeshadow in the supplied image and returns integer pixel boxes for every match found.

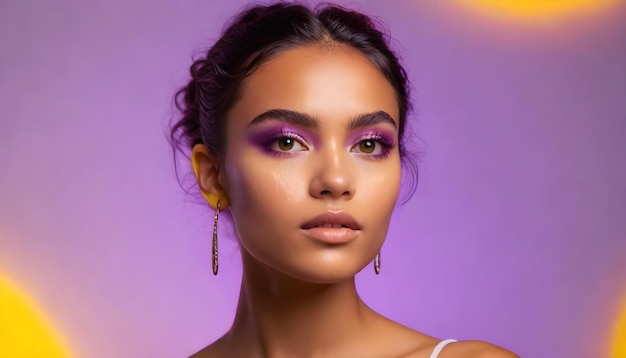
[361,132,396,148]
[247,123,397,159]
[349,128,396,146]
[247,125,311,156]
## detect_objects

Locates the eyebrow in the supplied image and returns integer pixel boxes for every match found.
[248,109,397,130]
[248,109,319,128]
[348,111,397,131]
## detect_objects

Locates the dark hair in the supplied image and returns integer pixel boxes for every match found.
[170,2,418,202]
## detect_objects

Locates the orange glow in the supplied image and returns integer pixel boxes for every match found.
[452,0,619,22]
[0,274,71,357]
[612,296,626,358]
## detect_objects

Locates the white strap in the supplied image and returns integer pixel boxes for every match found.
[429,339,457,358]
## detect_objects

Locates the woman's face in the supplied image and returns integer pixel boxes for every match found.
[222,44,401,283]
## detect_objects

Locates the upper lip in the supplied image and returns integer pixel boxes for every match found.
[300,211,362,230]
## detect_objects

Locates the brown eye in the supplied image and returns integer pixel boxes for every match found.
[358,140,376,154]
[278,137,295,151]
[270,135,306,153]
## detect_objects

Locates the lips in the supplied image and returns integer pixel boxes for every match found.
[300,212,361,244]
[300,212,362,230]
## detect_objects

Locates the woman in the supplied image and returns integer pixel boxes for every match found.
[170,2,518,357]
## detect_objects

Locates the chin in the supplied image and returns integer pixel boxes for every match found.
[239,236,379,284]
[274,257,370,284]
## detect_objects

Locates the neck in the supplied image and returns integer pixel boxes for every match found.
[225,251,375,357]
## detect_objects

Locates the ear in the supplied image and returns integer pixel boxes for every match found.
[191,143,230,209]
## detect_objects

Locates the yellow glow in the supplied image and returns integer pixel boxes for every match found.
[612,296,626,358]
[453,0,619,21]
[0,274,71,357]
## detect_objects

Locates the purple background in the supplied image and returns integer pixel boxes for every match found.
[1,1,625,357]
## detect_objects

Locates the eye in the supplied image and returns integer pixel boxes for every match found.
[350,133,397,159]
[357,139,377,154]
[270,135,307,152]
[352,138,384,155]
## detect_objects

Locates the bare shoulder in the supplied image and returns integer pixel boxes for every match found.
[441,340,519,358]
[401,339,518,358]
[374,316,517,358]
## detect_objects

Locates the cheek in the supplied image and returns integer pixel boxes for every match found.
[360,159,402,207]
[226,159,307,209]
[221,151,309,243]
[223,156,316,270]
[357,160,402,249]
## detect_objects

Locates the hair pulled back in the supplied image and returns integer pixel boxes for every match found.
[170,2,418,201]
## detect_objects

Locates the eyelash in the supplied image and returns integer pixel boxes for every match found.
[262,131,308,157]
[261,131,397,159]
[351,133,397,159]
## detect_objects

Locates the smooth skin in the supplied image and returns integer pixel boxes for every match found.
[190,44,518,358]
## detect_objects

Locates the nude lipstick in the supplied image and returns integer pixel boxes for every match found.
[300,212,361,244]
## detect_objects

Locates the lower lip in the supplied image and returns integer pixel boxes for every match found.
[300,227,360,244]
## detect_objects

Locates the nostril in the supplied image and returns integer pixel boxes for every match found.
[318,189,352,198]
[311,175,355,199]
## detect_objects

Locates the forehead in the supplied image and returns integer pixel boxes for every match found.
[227,44,400,126]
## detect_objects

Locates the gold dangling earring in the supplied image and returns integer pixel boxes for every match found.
[374,252,381,275]
[212,200,221,275]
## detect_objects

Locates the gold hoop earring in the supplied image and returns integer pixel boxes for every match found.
[374,252,381,275]
[212,200,221,275]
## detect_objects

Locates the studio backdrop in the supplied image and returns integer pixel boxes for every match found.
[1,1,625,357]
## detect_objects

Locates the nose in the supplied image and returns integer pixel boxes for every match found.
[309,147,355,200]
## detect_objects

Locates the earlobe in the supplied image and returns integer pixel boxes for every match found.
[191,144,230,209]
